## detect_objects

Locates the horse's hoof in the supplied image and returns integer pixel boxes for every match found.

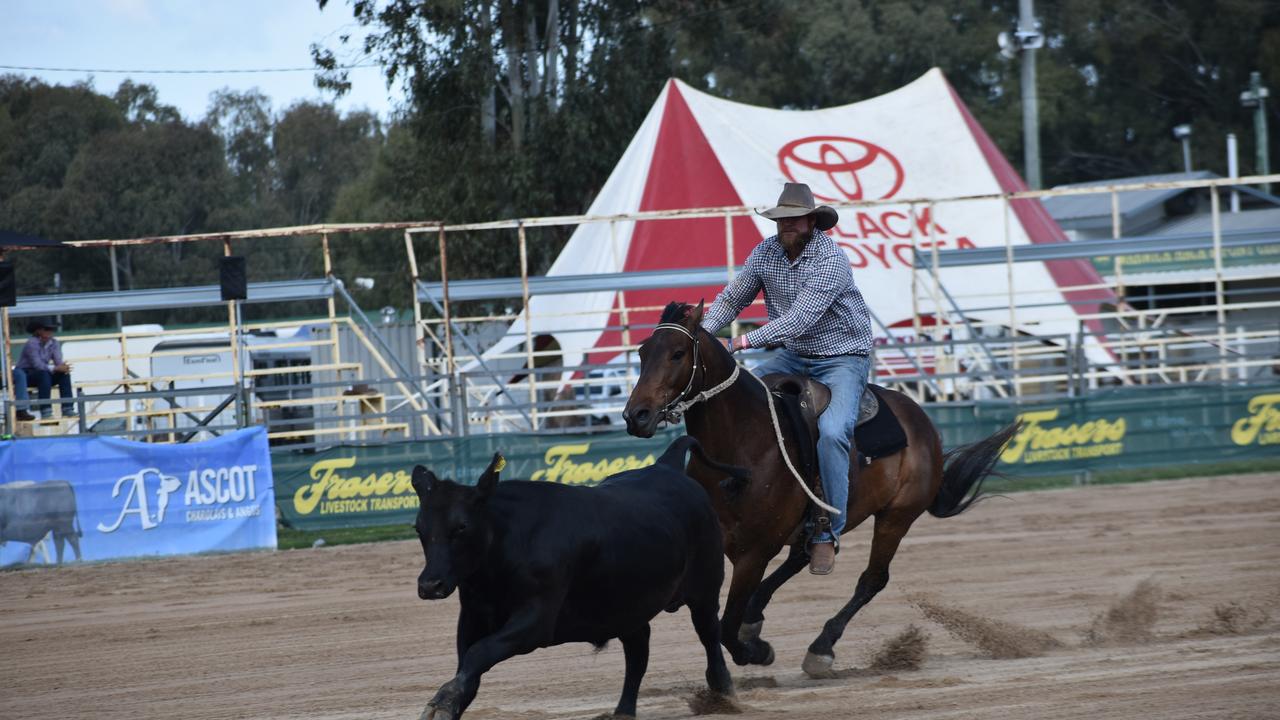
[758,642,776,666]
[738,620,763,644]
[801,651,834,678]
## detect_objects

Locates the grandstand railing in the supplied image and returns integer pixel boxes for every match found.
[6,174,1279,440]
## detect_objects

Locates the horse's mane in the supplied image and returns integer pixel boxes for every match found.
[658,301,694,324]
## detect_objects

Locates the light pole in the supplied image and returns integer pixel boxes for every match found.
[1240,71,1271,194]
[997,0,1045,189]
[1172,124,1193,173]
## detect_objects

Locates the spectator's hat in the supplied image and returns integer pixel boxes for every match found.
[26,317,60,334]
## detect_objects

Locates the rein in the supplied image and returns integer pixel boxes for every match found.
[650,323,840,516]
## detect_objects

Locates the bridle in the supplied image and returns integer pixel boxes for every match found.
[649,323,740,424]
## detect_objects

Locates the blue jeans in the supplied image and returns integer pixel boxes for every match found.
[13,368,74,417]
[753,349,870,544]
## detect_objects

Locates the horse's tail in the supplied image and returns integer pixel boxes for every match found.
[928,422,1021,519]
[659,435,751,483]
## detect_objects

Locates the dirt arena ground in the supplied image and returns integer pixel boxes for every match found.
[2,472,1277,720]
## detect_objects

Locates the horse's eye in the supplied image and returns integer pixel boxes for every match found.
[450,523,467,539]
[672,350,685,360]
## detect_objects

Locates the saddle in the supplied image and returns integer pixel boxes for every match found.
[761,376,905,468]
[762,375,909,545]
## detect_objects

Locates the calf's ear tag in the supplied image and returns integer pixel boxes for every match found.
[494,455,507,472]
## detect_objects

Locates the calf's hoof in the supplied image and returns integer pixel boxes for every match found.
[419,706,454,720]
[801,650,835,678]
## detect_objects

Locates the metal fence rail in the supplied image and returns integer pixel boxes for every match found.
[8,173,1280,442]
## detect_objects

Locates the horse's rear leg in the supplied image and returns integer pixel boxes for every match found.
[720,549,776,666]
[739,543,808,651]
[802,510,917,677]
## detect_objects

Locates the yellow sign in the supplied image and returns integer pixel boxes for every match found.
[530,443,657,485]
[292,456,416,515]
[1231,393,1280,446]
[1001,408,1126,464]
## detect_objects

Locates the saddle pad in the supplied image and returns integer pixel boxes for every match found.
[853,385,908,461]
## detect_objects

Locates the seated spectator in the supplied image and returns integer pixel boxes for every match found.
[16,318,73,419]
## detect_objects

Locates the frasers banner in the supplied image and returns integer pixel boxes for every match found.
[931,382,1280,476]
[272,428,683,529]
[0,427,276,565]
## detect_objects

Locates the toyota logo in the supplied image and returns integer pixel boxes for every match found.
[777,136,905,202]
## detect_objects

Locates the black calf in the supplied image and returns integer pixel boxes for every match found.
[410,436,743,720]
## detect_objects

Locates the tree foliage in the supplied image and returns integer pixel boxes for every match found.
[0,0,1277,330]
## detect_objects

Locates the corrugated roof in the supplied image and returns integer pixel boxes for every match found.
[1156,205,1280,234]
[1041,171,1218,222]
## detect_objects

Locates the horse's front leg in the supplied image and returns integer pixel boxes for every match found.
[720,546,779,666]
[740,542,809,654]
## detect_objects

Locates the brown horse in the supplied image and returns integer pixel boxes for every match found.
[622,301,1018,675]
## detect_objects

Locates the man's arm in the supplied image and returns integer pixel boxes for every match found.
[701,261,761,336]
[744,257,850,349]
[52,339,68,371]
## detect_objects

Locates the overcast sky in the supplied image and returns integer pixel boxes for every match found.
[2,0,404,121]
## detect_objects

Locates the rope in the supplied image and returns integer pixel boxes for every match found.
[744,368,842,515]
[650,323,840,516]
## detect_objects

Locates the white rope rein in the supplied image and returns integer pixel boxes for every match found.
[651,323,841,515]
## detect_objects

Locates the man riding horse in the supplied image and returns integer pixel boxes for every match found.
[701,182,872,575]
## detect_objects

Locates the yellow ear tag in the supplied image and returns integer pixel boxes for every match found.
[494,456,507,472]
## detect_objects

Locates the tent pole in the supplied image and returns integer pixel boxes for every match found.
[518,222,538,429]
[927,201,946,400]
[1004,197,1019,397]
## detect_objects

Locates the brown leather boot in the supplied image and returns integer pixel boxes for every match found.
[809,541,836,575]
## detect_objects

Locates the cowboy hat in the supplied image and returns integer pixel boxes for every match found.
[26,317,60,333]
[756,182,838,231]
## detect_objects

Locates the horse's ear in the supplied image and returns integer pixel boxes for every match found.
[687,299,705,328]
[411,465,437,495]
[476,452,505,499]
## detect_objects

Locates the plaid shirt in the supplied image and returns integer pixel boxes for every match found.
[18,336,65,371]
[702,229,873,356]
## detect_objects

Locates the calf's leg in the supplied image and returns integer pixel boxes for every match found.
[613,623,650,718]
[689,597,734,698]
[423,597,560,720]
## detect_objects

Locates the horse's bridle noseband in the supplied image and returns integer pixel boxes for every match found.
[650,322,739,424]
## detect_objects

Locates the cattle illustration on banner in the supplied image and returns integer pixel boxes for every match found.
[0,427,275,565]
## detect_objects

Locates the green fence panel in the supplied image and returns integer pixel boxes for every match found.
[271,383,1280,529]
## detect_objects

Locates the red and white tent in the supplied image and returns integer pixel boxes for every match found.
[487,68,1112,377]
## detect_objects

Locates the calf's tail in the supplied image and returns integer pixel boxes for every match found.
[659,435,750,483]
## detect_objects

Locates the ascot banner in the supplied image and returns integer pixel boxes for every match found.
[0,427,276,565]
